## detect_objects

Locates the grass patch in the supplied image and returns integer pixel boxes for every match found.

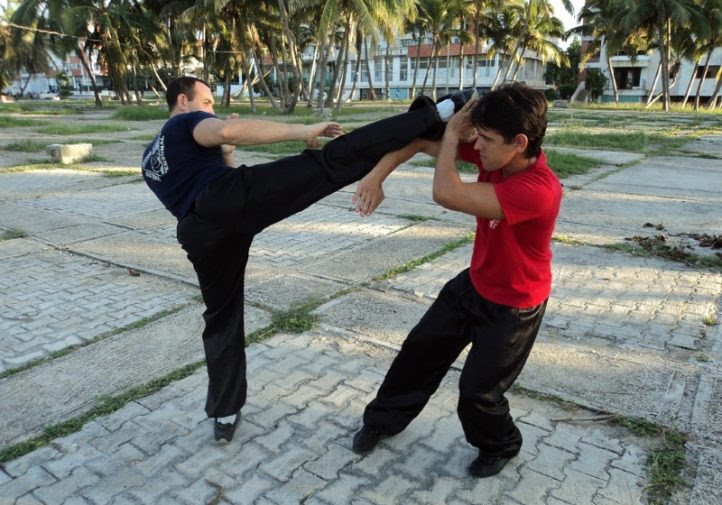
[410,157,479,173]
[546,129,677,153]
[35,123,134,135]
[1,228,27,241]
[0,162,139,179]
[246,300,322,345]
[2,139,48,152]
[703,315,718,326]
[373,233,474,282]
[0,116,47,128]
[111,106,168,121]
[605,235,722,271]
[552,234,586,246]
[0,361,205,464]
[611,416,687,504]
[546,150,601,178]
[399,214,430,222]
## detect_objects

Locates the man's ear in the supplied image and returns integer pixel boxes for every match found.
[176,93,189,111]
[514,133,529,154]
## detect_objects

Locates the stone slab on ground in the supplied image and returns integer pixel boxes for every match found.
[545,146,644,166]
[245,274,347,312]
[304,220,472,283]
[0,303,271,447]
[0,332,658,505]
[0,170,127,200]
[681,135,722,157]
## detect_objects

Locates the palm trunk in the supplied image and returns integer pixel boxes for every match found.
[250,46,279,110]
[708,68,722,109]
[316,37,331,108]
[305,43,321,104]
[646,61,661,106]
[681,57,700,107]
[75,47,102,107]
[335,24,353,112]
[657,13,670,111]
[472,5,481,90]
[384,45,391,100]
[606,50,619,102]
[222,62,232,107]
[363,36,377,100]
[694,48,713,110]
[491,54,504,89]
[326,18,352,108]
[511,44,528,81]
[410,35,422,97]
[277,0,303,110]
[458,44,465,90]
[421,37,435,95]
[348,28,363,102]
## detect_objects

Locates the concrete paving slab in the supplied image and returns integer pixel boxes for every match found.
[0,303,271,447]
[245,274,347,312]
[681,135,722,157]
[0,248,198,372]
[588,156,722,201]
[0,237,48,260]
[37,222,130,246]
[70,228,196,283]
[313,289,429,348]
[0,202,96,236]
[0,332,659,505]
[0,170,121,200]
[556,189,722,245]
[304,220,472,283]
[106,209,176,230]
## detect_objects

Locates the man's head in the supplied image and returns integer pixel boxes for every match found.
[166,76,215,115]
[470,83,547,161]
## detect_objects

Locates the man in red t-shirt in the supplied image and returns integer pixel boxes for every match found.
[351,83,562,478]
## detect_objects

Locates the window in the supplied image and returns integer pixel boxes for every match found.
[613,67,641,89]
[696,65,720,79]
[374,57,383,80]
[400,57,408,81]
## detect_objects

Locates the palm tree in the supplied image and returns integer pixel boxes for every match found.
[613,0,706,111]
[508,0,567,81]
[485,3,524,89]
[690,0,721,110]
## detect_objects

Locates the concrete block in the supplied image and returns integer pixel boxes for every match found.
[553,99,568,108]
[47,143,93,164]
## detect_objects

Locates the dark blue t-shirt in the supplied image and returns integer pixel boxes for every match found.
[142,111,229,219]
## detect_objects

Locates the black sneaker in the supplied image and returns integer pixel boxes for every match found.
[467,453,514,478]
[436,89,476,113]
[214,413,240,442]
[352,425,386,454]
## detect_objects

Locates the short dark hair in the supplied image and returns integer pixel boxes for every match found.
[166,76,210,111]
[470,83,547,158]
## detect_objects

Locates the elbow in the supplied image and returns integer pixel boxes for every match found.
[217,125,235,145]
[432,186,451,207]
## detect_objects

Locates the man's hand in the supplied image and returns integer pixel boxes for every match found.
[446,98,476,141]
[353,172,385,217]
[304,122,344,148]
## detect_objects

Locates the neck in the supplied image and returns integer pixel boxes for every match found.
[502,155,536,178]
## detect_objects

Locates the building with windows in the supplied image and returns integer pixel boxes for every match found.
[577,35,722,104]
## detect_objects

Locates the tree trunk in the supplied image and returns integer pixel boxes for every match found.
[326,18,351,108]
[444,42,450,95]
[681,57,700,107]
[363,36,377,100]
[349,27,363,102]
[708,67,722,109]
[335,25,353,112]
[421,36,435,95]
[657,12,670,111]
[131,62,142,104]
[458,44,465,91]
[511,44,528,81]
[250,46,279,110]
[75,47,102,107]
[491,54,505,89]
[305,43,321,104]
[316,37,331,108]
[646,61,661,106]
[384,45,391,100]
[410,35,422,97]
[694,48,713,111]
[472,4,481,90]
[604,42,619,102]
[431,40,440,100]
[277,0,303,111]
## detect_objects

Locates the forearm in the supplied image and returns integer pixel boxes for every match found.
[432,133,463,206]
[220,119,312,145]
[366,138,432,183]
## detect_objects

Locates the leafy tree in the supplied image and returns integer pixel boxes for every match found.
[585,67,606,100]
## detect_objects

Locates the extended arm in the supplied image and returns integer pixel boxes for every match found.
[192,117,344,147]
[353,138,441,216]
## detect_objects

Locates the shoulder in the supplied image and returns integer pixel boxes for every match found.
[166,111,217,130]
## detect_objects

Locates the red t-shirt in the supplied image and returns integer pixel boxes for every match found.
[458,143,562,308]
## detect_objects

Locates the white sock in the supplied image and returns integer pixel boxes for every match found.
[436,99,455,122]
[217,414,236,424]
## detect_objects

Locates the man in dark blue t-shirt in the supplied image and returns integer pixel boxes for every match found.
[142,76,456,443]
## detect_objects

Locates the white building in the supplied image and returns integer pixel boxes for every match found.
[579,35,722,104]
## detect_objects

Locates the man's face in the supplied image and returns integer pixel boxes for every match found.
[472,126,522,172]
[177,82,215,115]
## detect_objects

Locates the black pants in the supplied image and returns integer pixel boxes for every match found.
[176,107,442,418]
[363,269,547,457]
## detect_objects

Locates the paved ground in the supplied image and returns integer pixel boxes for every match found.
[0,107,720,505]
